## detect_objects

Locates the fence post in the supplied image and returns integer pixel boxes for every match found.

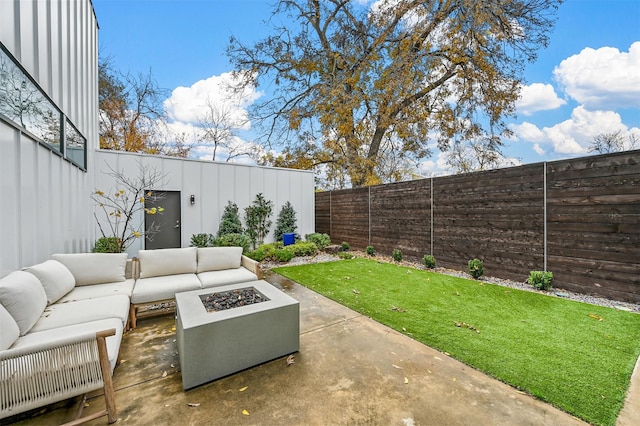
[430,176,434,256]
[544,162,548,272]
[368,186,371,246]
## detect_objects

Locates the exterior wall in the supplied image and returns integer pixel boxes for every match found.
[94,151,316,257]
[0,0,98,278]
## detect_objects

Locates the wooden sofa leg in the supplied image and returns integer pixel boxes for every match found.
[96,330,118,423]
[129,304,137,329]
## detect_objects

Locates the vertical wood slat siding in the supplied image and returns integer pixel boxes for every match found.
[315,150,640,303]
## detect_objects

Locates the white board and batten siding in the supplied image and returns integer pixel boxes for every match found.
[0,0,99,278]
[94,151,316,258]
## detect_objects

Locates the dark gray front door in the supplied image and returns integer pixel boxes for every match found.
[145,191,181,249]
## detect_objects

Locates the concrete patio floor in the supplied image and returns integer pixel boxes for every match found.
[6,271,639,425]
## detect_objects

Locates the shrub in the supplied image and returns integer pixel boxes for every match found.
[190,233,214,248]
[306,233,331,250]
[392,249,403,262]
[217,201,243,237]
[338,251,354,259]
[528,271,554,291]
[244,193,274,249]
[275,248,295,263]
[273,201,298,242]
[423,255,436,269]
[93,237,121,253]
[214,233,251,253]
[246,247,266,262]
[288,241,318,257]
[468,258,484,279]
[341,241,350,251]
[366,245,375,256]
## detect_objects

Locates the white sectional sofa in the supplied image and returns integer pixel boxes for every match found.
[0,246,260,423]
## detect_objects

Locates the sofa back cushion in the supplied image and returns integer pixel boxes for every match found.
[23,260,75,304]
[139,247,197,279]
[197,247,243,273]
[52,253,128,286]
[0,303,20,350]
[0,271,47,336]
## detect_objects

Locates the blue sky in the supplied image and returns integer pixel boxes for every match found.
[93,0,640,176]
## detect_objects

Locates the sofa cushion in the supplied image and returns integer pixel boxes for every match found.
[197,247,243,273]
[138,247,197,278]
[198,268,258,289]
[131,274,201,304]
[10,318,124,372]
[52,253,128,286]
[0,303,20,350]
[0,271,47,336]
[23,260,75,304]
[57,279,135,303]
[29,294,130,333]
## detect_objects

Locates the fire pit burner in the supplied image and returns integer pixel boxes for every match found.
[199,287,269,312]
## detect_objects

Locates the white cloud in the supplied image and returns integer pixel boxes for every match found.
[511,105,634,155]
[163,71,261,125]
[516,83,566,116]
[553,42,640,109]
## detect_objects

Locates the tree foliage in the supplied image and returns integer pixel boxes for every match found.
[217,201,244,237]
[244,193,274,249]
[228,0,563,187]
[99,57,191,157]
[273,201,298,242]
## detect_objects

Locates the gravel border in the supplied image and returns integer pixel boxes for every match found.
[262,251,640,314]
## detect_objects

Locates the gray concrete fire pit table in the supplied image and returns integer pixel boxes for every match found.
[175,280,300,390]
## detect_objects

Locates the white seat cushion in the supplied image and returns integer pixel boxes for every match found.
[57,279,135,303]
[23,260,76,304]
[138,248,197,278]
[197,268,258,289]
[197,247,243,273]
[0,271,48,336]
[10,318,124,372]
[0,303,20,350]
[131,274,201,304]
[52,253,128,286]
[30,295,130,333]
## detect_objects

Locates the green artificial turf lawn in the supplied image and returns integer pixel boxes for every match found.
[273,259,640,426]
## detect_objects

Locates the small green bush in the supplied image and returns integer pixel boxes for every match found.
[288,241,318,257]
[338,251,354,259]
[93,237,121,253]
[392,249,403,262]
[423,255,436,269]
[468,258,484,279]
[305,233,331,250]
[217,201,243,237]
[190,233,214,248]
[275,248,295,262]
[214,233,251,253]
[366,245,375,256]
[273,201,298,242]
[341,242,350,251]
[246,247,266,262]
[528,271,554,290]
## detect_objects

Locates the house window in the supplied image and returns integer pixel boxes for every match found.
[0,43,86,170]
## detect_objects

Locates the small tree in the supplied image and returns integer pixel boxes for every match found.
[244,193,274,249]
[91,162,167,253]
[273,201,297,242]
[217,201,243,237]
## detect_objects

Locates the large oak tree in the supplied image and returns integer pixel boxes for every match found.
[228,0,563,187]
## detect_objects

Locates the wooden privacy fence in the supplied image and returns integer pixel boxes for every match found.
[315,150,640,303]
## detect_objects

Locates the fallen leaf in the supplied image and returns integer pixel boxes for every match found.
[444,352,450,356]
[404,377,409,384]
[453,378,457,382]
[187,403,200,407]
[286,354,296,366]
[402,327,407,332]
[170,364,175,368]
[588,313,604,321]
[352,289,360,294]
[343,276,351,280]
[242,409,250,416]
[427,369,432,374]
[434,356,442,361]
[239,386,248,392]
[392,364,403,369]
[390,306,407,313]
[162,371,167,378]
